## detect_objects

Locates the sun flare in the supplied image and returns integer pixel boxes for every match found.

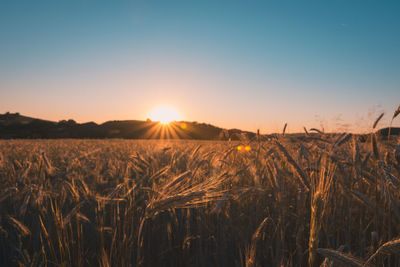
[148,106,182,124]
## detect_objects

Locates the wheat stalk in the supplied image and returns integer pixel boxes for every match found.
[309,158,336,267]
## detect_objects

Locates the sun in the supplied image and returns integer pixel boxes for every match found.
[148,106,182,124]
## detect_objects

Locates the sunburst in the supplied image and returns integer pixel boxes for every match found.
[148,106,181,124]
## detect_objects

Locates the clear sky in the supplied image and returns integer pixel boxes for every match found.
[1,0,399,133]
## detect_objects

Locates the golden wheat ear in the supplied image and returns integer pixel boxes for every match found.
[282,123,287,136]
[246,217,270,267]
[372,112,384,130]
[363,237,400,267]
[388,105,400,139]
[317,248,367,267]
[371,133,380,160]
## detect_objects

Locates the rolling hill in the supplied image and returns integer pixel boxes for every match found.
[0,112,256,140]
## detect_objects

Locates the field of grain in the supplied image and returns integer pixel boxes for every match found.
[1,134,400,266]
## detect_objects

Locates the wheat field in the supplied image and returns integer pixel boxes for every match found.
[0,133,400,266]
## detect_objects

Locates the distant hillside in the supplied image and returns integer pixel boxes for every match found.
[376,127,400,137]
[0,112,257,140]
[2,112,399,140]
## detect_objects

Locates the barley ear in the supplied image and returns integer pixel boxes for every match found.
[363,237,400,267]
[388,105,400,139]
[246,217,270,267]
[372,112,384,130]
[317,248,366,267]
[282,123,288,136]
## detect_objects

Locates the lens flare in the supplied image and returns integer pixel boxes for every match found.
[148,106,181,124]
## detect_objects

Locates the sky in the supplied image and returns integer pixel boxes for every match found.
[1,0,399,133]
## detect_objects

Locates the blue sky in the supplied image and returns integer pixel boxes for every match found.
[1,0,399,132]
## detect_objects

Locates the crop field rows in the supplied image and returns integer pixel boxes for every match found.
[0,135,400,266]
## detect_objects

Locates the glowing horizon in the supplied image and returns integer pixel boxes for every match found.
[148,106,182,124]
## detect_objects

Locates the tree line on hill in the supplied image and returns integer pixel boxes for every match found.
[0,112,256,140]
[0,112,399,140]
